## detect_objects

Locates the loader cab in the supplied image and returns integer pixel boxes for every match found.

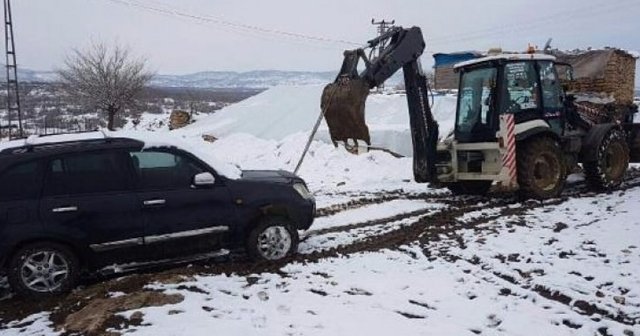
[454,54,564,143]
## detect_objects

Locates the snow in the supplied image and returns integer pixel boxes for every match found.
[0,130,242,180]
[176,85,458,157]
[124,111,172,132]
[454,53,556,68]
[0,131,106,152]
[108,130,242,179]
[2,85,640,336]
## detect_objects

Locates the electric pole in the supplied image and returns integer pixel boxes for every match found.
[371,18,395,92]
[4,0,23,139]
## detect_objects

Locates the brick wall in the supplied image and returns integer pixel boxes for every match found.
[434,67,458,90]
[561,49,637,105]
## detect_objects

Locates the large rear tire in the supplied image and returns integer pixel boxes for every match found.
[584,129,629,191]
[447,181,492,196]
[517,137,566,199]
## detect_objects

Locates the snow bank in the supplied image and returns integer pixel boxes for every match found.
[177,85,458,157]
[206,132,419,192]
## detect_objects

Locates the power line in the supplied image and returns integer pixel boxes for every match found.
[103,0,361,48]
[427,0,639,47]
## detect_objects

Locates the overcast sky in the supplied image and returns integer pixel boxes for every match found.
[10,0,640,81]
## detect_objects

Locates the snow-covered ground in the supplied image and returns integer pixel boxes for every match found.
[1,85,639,336]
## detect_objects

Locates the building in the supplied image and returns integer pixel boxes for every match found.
[552,48,638,105]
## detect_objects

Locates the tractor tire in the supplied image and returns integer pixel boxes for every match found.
[517,137,566,199]
[584,129,629,191]
[447,181,492,196]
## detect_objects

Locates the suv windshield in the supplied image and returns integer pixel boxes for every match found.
[456,67,497,135]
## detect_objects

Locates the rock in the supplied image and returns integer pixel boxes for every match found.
[614,296,626,305]
[129,311,144,325]
[169,110,191,130]
[62,291,184,335]
[202,134,218,143]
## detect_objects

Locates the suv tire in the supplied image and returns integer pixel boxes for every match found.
[8,242,80,298]
[517,136,566,199]
[247,218,299,262]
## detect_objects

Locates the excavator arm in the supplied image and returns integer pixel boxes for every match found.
[322,26,439,183]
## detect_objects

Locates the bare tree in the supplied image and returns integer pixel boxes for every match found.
[57,43,154,130]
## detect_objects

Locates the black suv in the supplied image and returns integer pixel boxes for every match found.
[0,133,315,297]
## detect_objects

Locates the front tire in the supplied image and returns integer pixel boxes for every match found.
[8,242,80,298]
[584,129,629,191]
[246,218,299,262]
[517,137,566,199]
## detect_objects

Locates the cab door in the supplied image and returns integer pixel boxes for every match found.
[500,61,543,123]
[538,60,565,133]
[128,149,234,259]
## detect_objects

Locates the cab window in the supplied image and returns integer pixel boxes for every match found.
[129,150,205,190]
[538,61,563,111]
[501,62,540,113]
[456,67,497,134]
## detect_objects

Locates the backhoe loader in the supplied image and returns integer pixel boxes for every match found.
[322,26,640,199]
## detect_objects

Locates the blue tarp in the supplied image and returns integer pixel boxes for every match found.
[433,52,482,67]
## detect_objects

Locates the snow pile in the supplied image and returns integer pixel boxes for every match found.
[177,85,458,157]
[206,132,419,192]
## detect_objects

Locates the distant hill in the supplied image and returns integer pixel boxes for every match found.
[150,70,336,88]
[9,66,338,89]
[16,67,58,82]
[8,66,409,89]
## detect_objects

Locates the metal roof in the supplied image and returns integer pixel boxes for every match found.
[454,53,556,69]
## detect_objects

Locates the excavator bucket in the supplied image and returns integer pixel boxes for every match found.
[321,78,371,147]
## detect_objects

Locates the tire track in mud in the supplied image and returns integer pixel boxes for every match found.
[4,169,640,330]
[315,191,450,218]
[304,205,445,238]
[423,188,640,328]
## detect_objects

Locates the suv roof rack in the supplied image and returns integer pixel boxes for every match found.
[23,129,109,146]
[0,130,140,156]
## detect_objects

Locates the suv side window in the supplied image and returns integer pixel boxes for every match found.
[44,151,129,196]
[129,150,205,190]
[0,161,42,201]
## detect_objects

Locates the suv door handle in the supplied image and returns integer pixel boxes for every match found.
[52,206,78,213]
[143,199,166,206]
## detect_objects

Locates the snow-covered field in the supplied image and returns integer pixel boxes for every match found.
[1,86,639,336]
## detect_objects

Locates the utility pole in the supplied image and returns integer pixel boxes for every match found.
[4,0,23,139]
[371,18,395,92]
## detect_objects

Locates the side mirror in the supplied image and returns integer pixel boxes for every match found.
[193,172,215,187]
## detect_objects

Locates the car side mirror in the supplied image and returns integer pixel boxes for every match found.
[193,172,215,187]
